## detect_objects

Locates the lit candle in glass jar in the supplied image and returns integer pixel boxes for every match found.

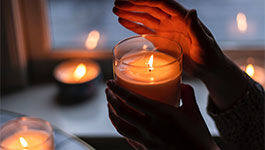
[1,131,52,150]
[0,117,54,150]
[113,35,182,106]
[54,60,101,104]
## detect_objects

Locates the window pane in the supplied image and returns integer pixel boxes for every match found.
[48,0,264,50]
[48,0,135,50]
[180,0,265,49]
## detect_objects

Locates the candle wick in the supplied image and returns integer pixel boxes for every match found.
[148,64,153,72]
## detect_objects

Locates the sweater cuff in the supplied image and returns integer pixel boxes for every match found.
[207,73,264,119]
[207,73,264,149]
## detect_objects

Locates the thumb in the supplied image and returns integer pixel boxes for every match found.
[180,83,198,109]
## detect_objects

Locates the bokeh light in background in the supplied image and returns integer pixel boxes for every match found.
[48,0,265,50]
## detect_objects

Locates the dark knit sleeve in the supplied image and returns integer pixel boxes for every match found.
[207,74,264,150]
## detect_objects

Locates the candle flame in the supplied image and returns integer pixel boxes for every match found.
[148,55,154,72]
[246,64,255,77]
[19,137,28,148]
[142,44,148,50]
[73,63,87,81]
[236,12,247,33]
[85,30,100,50]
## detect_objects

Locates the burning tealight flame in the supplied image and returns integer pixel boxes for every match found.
[148,55,154,72]
[143,44,148,50]
[236,12,247,33]
[19,137,28,149]
[73,63,87,81]
[245,64,255,77]
[85,30,100,50]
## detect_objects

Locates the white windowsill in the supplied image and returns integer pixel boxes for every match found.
[1,79,219,137]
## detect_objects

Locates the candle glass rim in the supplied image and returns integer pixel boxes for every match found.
[113,35,183,68]
[0,117,54,150]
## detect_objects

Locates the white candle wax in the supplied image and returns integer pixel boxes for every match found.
[115,51,182,106]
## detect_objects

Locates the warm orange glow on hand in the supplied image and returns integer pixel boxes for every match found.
[19,137,28,149]
[113,0,222,77]
[148,55,154,72]
[85,30,100,50]
[73,63,87,81]
[246,64,255,77]
[237,12,247,33]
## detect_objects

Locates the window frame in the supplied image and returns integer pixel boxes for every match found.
[20,0,112,61]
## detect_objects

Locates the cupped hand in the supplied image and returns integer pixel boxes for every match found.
[113,0,226,79]
[105,80,220,150]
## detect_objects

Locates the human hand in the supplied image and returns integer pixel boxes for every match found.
[113,0,249,110]
[105,80,220,150]
[113,0,226,80]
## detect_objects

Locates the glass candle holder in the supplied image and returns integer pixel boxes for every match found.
[53,59,101,104]
[0,117,54,150]
[113,35,183,106]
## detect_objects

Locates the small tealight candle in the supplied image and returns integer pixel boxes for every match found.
[0,117,54,150]
[113,35,183,106]
[54,60,100,84]
[54,59,101,104]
